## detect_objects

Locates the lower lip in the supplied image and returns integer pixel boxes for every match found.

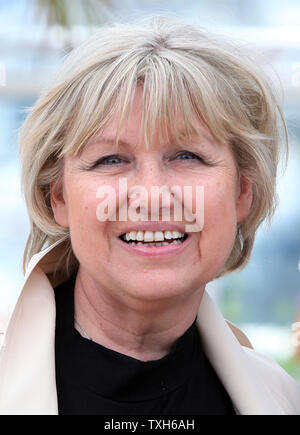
[117,235,191,257]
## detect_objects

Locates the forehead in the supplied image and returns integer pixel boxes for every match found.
[78,85,223,158]
[86,100,218,152]
[84,123,218,153]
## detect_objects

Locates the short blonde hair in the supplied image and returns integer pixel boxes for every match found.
[19,15,287,278]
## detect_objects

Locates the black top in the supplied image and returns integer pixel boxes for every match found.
[54,274,236,415]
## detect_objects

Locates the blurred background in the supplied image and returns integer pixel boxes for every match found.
[0,0,299,379]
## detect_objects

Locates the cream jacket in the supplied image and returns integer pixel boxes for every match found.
[0,240,300,415]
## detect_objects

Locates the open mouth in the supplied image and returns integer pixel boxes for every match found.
[119,230,189,247]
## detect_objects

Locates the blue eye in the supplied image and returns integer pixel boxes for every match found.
[89,155,126,169]
[176,152,201,161]
[101,155,123,165]
[87,151,210,171]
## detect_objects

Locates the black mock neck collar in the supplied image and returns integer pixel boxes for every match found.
[55,273,202,402]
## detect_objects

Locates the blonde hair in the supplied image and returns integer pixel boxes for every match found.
[19,15,287,278]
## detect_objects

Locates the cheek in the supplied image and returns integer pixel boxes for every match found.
[205,180,237,229]
[67,176,119,224]
[199,177,238,267]
[68,185,98,229]
[66,178,115,255]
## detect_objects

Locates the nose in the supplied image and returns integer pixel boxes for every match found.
[127,157,176,221]
[134,157,167,189]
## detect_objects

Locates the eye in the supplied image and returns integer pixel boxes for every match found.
[99,155,124,165]
[175,151,203,161]
[88,154,129,170]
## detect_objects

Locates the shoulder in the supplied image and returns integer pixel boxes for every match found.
[242,345,300,414]
[226,320,300,414]
[226,320,253,349]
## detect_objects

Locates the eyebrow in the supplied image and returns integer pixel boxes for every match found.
[87,136,135,149]
[86,129,217,150]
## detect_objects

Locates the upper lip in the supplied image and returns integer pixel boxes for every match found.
[118,222,188,237]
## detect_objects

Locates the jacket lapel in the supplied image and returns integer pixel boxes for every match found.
[0,242,64,415]
[196,291,286,415]
[0,266,58,414]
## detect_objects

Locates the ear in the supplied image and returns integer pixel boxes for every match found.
[236,174,253,223]
[50,180,69,228]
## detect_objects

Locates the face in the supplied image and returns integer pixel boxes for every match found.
[51,88,252,307]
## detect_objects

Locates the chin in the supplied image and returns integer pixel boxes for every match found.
[123,276,192,303]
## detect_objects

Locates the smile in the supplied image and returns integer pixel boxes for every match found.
[119,229,190,253]
[116,223,194,258]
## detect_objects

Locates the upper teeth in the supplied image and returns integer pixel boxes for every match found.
[124,230,185,242]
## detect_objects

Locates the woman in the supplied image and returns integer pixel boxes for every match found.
[0,16,299,415]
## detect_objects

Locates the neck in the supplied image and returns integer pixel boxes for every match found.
[74,267,205,361]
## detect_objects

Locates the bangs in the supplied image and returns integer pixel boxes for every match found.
[59,50,232,158]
